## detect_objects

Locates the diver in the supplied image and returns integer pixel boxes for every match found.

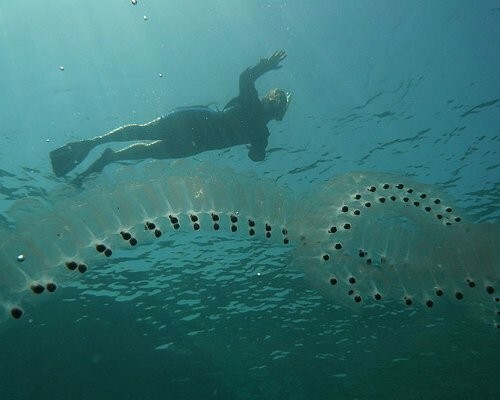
[50,50,290,183]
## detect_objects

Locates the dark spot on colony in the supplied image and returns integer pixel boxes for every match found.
[120,231,132,240]
[455,291,464,300]
[46,282,57,292]
[366,258,372,265]
[145,221,156,230]
[248,219,255,227]
[231,225,237,232]
[104,249,112,257]
[31,284,45,294]
[322,254,330,261]
[434,199,441,204]
[358,250,365,258]
[406,188,414,194]
[328,226,337,234]
[154,229,162,237]
[347,289,354,296]
[265,224,272,232]
[364,202,371,208]
[173,223,180,230]
[129,238,138,246]
[348,277,356,284]
[454,217,462,222]
[396,183,404,189]
[329,277,338,285]
[78,263,88,273]
[193,223,200,231]
[11,308,23,319]
[343,223,351,229]
[341,205,349,212]
[354,194,361,200]
[334,243,342,250]
[354,295,362,303]
[283,238,289,244]
[445,207,452,213]
[374,293,382,300]
[249,228,255,236]
[436,214,443,220]
[169,215,179,229]
[390,196,396,201]
[467,279,476,288]
[486,286,495,295]
[379,197,386,203]
[230,215,238,223]
[213,223,220,230]
[403,197,409,203]
[96,244,106,253]
[368,186,376,192]
[353,209,361,216]
[282,228,288,235]
[211,213,219,221]
[190,214,198,222]
[383,183,390,189]
[266,232,272,238]
[420,193,427,199]
[413,201,420,207]
[425,206,432,212]
[426,300,434,308]
[65,261,78,271]
[404,297,413,306]
[435,288,444,296]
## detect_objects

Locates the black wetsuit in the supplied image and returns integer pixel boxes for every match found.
[157,66,270,161]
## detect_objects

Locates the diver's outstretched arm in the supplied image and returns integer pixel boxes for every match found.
[239,50,287,97]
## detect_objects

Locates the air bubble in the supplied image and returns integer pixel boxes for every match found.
[17,254,25,262]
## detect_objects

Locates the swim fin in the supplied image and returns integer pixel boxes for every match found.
[49,141,93,177]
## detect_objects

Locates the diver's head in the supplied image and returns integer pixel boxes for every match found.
[261,88,291,121]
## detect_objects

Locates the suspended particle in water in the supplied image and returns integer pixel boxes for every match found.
[158,73,163,78]
[17,254,25,262]
[131,0,137,4]
[143,15,148,21]
[59,66,64,71]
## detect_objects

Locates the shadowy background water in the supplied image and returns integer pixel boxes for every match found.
[0,1,499,399]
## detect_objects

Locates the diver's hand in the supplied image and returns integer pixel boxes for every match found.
[261,50,287,71]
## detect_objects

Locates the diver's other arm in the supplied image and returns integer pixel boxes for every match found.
[247,137,268,162]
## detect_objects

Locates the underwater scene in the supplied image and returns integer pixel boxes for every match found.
[0,1,499,399]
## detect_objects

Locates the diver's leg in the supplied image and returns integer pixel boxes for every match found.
[73,140,173,185]
[89,118,166,145]
[51,118,166,177]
